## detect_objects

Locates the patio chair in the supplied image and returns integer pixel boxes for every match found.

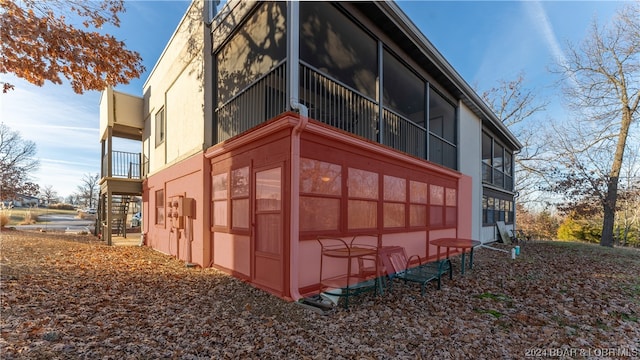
[385,248,452,296]
[317,236,380,308]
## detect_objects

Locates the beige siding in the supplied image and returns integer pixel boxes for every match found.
[458,102,483,241]
[166,58,205,162]
[143,1,206,175]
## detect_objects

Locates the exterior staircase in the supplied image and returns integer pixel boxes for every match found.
[98,87,144,246]
[111,195,131,238]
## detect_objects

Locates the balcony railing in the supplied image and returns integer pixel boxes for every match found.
[300,63,378,142]
[215,62,288,143]
[102,151,142,179]
[383,108,426,159]
[215,61,432,163]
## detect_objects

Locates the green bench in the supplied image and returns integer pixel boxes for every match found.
[385,249,452,296]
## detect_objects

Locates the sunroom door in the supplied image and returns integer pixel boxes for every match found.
[252,165,283,292]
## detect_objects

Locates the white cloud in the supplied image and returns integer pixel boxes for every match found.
[524,0,578,90]
[470,3,547,89]
[1,75,102,197]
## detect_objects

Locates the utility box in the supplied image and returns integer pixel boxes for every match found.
[167,195,194,229]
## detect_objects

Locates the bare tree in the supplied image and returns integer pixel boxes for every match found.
[0,123,40,200]
[552,2,640,247]
[616,142,640,246]
[40,185,59,206]
[77,173,99,208]
[480,72,550,205]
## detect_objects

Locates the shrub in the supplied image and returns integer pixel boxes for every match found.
[557,217,601,244]
[0,204,12,227]
[0,212,9,227]
[19,209,38,225]
[49,203,76,210]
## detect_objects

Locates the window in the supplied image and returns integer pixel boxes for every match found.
[231,167,249,230]
[505,152,513,190]
[428,87,457,169]
[482,132,492,183]
[482,131,513,191]
[348,168,378,230]
[155,189,164,225]
[482,193,514,225]
[445,187,457,227]
[383,175,406,228]
[300,2,377,99]
[212,172,228,228]
[155,107,165,147]
[493,143,504,188]
[429,184,444,226]
[409,180,428,227]
[299,158,341,232]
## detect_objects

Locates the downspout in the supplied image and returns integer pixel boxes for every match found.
[289,100,307,302]
[287,0,307,302]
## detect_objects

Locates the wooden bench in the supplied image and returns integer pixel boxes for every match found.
[384,248,452,296]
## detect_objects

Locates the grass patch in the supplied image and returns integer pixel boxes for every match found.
[475,308,504,319]
[612,311,639,322]
[628,283,640,301]
[594,319,610,330]
[5,208,77,226]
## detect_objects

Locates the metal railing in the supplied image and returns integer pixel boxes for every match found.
[383,108,426,158]
[215,62,288,143]
[300,63,378,142]
[102,151,142,179]
[214,61,433,164]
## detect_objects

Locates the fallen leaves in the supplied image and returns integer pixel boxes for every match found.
[1,231,639,358]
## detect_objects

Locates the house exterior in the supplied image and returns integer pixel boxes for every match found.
[98,0,521,300]
[3,194,40,208]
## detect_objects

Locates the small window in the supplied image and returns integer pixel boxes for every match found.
[348,168,378,199]
[231,167,250,230]
[155,189,165,225]
[429,185,444,227]
[348,168,378,230]
[409,180,428,227]
[212,172,228,228]
[299,158,341,232]
[155,107,165,147]
[383,175,406,228]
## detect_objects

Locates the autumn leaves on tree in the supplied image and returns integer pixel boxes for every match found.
[0,0,144,94]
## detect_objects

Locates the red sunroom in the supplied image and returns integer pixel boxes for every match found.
[204,112,471,300]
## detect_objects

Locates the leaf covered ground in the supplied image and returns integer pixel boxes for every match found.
[1,230,639,359]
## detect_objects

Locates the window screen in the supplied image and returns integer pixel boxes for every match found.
[300,2,377,99]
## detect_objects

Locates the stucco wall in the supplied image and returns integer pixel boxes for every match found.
[143,153,210,267]
[143,1,206,176]
[458,102,483,242]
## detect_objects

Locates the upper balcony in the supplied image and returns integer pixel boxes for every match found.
[99,149,145,195]
[99,87,144,141]
[99,87,145,195]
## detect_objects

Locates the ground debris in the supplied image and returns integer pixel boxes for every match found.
[1,231,639,358]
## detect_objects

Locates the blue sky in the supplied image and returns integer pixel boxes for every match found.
[0,0,627,199]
